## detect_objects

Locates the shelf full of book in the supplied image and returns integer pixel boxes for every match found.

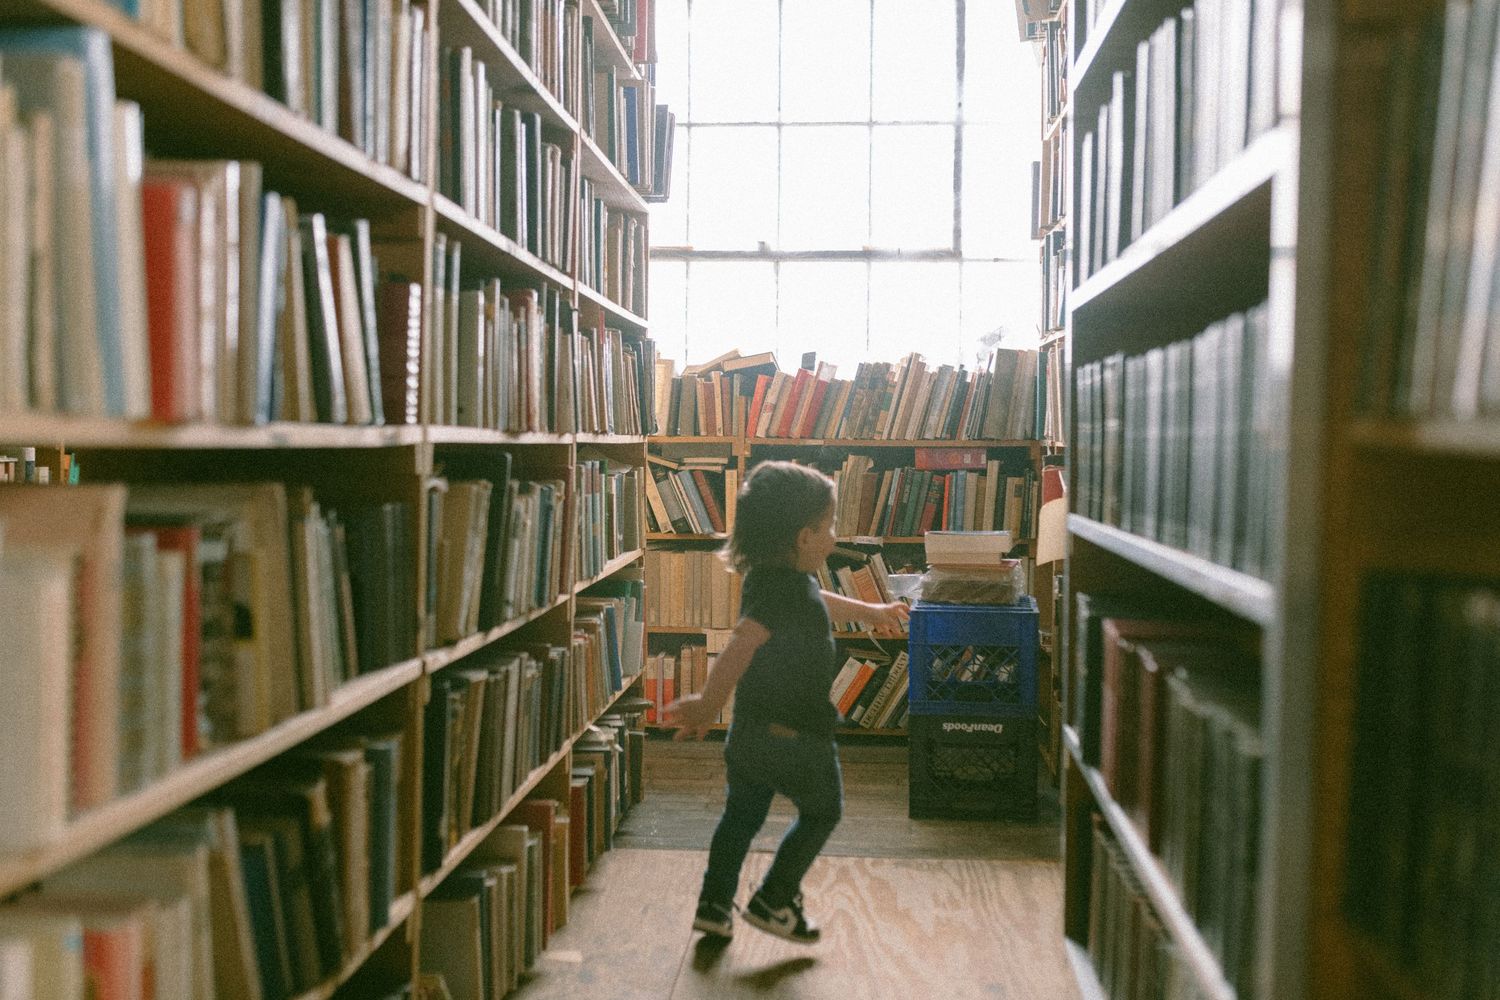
[0,0,671,990]
[1059,0,1317,995]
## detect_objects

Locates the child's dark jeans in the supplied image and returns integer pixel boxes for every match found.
[699,718,844,909]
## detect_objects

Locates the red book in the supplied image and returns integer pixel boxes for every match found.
[746,374,771,434]
[917,474,945,535]
[690,469,726,534]
[513,798,557,946]
[141,178,201,423]
[378,281,423,425]
[568,779,589,887]
[794,370,833,438]
[152,525,203,759]
[837,661,876,715]
[915,447,989,471]
[773,368,813,438]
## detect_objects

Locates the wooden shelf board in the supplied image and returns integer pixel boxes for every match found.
[1063,727,1237,1000]
[441,0,579,135]
[575,548,645,593]
[574,432,646,444]
[425,427,571,446]
[1071,128,1290,318]
[426,594,572,673]
[0,657,423,898]
[1068,514,1274,626]
[833,630,909,642]
[1064,939,1109,1000]
[645,724,908,736]
[749,438,1040,449]
[432,193,576,290]
[651,435,741,445]
[646,532,727,541]
[0,415,424,450]
[646,624,717,634]
[4,0,425,211]
[578,128,649,213]
[290,891,416,1000]
[1347,418,1500,458]
[582,0,642,81]
[577,280,648,328]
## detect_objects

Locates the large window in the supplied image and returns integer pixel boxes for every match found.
[648,0,1041,372]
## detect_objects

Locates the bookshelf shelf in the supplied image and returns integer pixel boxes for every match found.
[432,192,577,291]
[1044,108,1067,145]
[1069,0,1128,99]
[574,432,647,444]
[1064,727,1236,1000]
[575,548,646,593]
[645,624,717,634]
[652,435,741,446]
[0,415,426,450]
[749,437,1041,449]
[4,0,427,210]
[646,532,726,541]
[440,0,579,135]
[425,427,571,447]
[1071,127,1291,322]
[1068,514,1274,625]
[577,279,649,329]
[425,594,573,674]
[290,892,417,1000]
[0,656,424,899]
[1064,940,1109,1000]
[1347,419,1500,459]
[582,0,642,81]
[578,128,650,213]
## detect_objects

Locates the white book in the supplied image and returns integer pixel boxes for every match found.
[0,913,81,1000]
[0,937,33,1000]
[112,101,151,419]
[0,86,29,413]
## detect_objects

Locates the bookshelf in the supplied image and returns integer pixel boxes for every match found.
[0,0,666,992]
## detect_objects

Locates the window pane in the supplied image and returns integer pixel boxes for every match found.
[962,261,1040,363]
[962,123,1036,259]
[780,126,869,250]
[868,262,960,366]
[649,124,690,245]
[965,4,1039,125]
[687,126,777,249]
[871,125,954,250]
[781,0,870,122]
[649,260,688,361]
[778,262,868,372]
[690,0,778,122]
[872,0,955,121]
[653,0,690,113]
[685,261,778,364]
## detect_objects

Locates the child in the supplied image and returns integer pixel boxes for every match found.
[665,461,909,944]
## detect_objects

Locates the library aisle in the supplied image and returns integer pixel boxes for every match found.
[508,742,1077,1000]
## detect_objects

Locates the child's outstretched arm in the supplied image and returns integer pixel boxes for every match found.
[819,590,911,633]
[664,617,771,740]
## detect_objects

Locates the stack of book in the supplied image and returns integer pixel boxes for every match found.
[1073,302,1279,578]
[1345,574,1500,996]
[829,453,1039,540]
[0,722,410,1000]
[577,182,649,313]
[831,649,910,730]
[655,349,1047,442]
[1074,0,1280,281]
[573,576,645,726]
[644,452,735,535]
[642,549,740,628]
[573,460,643,582]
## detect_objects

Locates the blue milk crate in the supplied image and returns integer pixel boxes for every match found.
[907,597,1039,717]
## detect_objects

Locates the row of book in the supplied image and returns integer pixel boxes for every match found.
[1041,15,1067,129]
[1073,304,1279,578]
[644,644,717,723]
[655,349,1048,442]
[644,454,736,535]
[1361,2,1500,420]
[832,650,911,730]
[437,51,576,272]
[815,548,902,634]
[1085,818,1209,1000]
[578,187,649,315]
[572,461,643,582]
[1042,228,1067,335]
[1345,575,1500,997]
[0,722,409,1000]
[1042,340,1066,444]
[1075,0,1279,281]
[420,712,644,999]
[424,234,660,434]
[422,457,569,646]
[642,548,739,629]
[0,481,417,842]
[828,455,1039,540]
[574,580,646,725]
[1073,594,1262,996]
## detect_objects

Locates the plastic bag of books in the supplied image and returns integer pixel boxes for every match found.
[916,561,1025,605]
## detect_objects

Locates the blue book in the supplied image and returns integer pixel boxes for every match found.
[0,27,126,415]
[622,85,640,185]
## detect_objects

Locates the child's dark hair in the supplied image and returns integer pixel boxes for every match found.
[722,460,835,573]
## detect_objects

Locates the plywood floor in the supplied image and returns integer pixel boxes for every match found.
[510,739,1081,1000]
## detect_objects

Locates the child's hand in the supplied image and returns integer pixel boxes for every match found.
[868,601,910,634]
[664,694,716,740]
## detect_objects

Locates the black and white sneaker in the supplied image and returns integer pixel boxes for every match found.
[693,899,735,939]
[743,891,820,944]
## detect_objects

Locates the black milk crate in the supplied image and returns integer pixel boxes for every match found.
[907,598,1039,717]
[908,715,1038,820]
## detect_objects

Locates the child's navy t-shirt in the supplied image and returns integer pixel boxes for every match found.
[734,565,839,738]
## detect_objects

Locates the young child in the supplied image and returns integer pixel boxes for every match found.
[665,460,909,944]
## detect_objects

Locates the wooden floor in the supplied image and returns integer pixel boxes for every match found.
[510,738,1081,1000]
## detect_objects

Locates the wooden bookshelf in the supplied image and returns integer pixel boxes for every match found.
[0,0,663,990]
[583,0,642,81]
[750,437,1041,449]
